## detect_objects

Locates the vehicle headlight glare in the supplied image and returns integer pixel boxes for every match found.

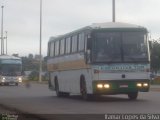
[18,77,22,82]
[143,83,148,87]
[104,84,110,89]
[137,83,142,87]
[97,84,103,89]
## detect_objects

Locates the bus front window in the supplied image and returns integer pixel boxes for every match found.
[93,31,149,63]
[1,64,22,76]
[122,32,149,62]
[93,32,121,62]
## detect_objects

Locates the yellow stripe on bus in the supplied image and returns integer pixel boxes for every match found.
[47,60,90,71]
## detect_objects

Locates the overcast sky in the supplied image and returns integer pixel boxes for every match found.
[1,0,160,56]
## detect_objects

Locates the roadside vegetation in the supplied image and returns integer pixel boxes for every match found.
[21,54,48,81]
[150,40,160,85]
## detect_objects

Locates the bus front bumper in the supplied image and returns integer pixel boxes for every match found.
[93,80,150,95]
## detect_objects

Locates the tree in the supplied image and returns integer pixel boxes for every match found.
[28,70,39,81]
[12,54,19,57]
[150,41,160,72]
[21,54,47,81]
[28,54,33,60]
[21,56,39,71]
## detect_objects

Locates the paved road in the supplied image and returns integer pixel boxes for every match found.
[0,83,160,119]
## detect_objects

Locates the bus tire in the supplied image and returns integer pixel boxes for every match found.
[55,79,61,97]
[80,78,91,100]
[55,78,69,97]
[128,92,138,100]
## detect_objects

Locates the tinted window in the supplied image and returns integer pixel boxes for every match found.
[93,31,149,63]
[55,41,59,56]
[66,37,71,54]
[50,42,54,57]
[94,32,121,62]
[60,39,65,55]
[78,33,85,51]
[122,32,148,61]
[72,35,78,52]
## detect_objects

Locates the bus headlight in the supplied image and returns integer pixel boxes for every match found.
[137,83,142,87]
[104,84,110,89]
[18,77,22,83]
[97,84,103,89]
[143,83,148,87]
[1,78,5,82]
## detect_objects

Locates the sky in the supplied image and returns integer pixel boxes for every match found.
[1,0,160,57]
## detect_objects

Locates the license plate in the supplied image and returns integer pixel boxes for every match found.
[9,83,16,85]
[119,85,128,88]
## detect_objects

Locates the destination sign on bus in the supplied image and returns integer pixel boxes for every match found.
[93,64,149,72]
[0,59,22,64]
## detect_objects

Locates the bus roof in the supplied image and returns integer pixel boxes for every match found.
[90,22,145,29]
[0,55,21,60]
[49,22,147,42]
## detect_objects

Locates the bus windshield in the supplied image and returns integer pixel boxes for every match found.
[0,64,22,76]
[93,31,149,63]
[123,32,148,62]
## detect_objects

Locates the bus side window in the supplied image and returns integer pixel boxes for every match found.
[86,34,91,50]
[50,42,55,57]
[60,39,65,55]
[78,33,85,51]
[47,43,50,57]
[66,37,71,54]
[55,41,59,56]
[72,35,78,53]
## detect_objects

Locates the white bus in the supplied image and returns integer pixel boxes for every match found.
[47,22,150,100]
[0,55,23,86]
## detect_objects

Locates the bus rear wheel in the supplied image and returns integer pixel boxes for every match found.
[128,92,138,100]
[55,79,69,97]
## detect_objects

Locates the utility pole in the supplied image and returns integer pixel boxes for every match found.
[112,0,116,22]
[5,31,7,54]
[1,6,4,55]
[39,0,42,83]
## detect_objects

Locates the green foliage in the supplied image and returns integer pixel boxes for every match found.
[28,71,39,81]
[150,41,160,72]
[21,57,39,71]
[21,56,47,71]
[21,54,47,81]
[28,71,48,81]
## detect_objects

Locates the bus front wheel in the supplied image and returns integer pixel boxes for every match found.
[55,79,61,97]
[128,92,138,100]
[80,79,92,100]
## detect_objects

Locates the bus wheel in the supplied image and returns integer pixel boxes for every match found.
[55,79,69,97]
[80,79,91,100]
[128,92,138,100]
[55,79,61,97]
